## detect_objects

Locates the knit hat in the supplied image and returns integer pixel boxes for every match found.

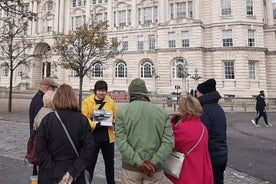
[40,78,58,88]
[197,78,216,94]
[128,78,148,95]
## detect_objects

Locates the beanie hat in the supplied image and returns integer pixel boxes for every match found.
[128,78,148,95]
[197,78,216,94]
[94,80,108,92]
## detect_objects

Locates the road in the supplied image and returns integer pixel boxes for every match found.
[226,112,276,183]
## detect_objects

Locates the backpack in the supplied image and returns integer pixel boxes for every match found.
[25,130,39,164]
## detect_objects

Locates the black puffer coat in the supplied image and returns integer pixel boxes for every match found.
[197,91,228,164]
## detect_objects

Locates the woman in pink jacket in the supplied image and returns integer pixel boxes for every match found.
[165,96,213,184]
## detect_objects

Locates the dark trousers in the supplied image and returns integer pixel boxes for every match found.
[212,162,227,184]
[255,110,268,124]
[88,141,115,184]
[32,164,38,175]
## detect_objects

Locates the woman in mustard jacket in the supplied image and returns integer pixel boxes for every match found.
[81,80,118,184]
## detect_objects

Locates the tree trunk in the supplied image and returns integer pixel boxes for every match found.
[8,69,13,112]
[79,76,84,108]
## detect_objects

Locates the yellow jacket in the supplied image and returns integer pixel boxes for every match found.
[81,94,118,143]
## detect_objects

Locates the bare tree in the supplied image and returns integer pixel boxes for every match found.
[54,19,121,106]
[0,3,37,112]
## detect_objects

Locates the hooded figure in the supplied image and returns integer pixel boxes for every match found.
[196,78,228,184]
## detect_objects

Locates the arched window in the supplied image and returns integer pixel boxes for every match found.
[115,61,127,78]
[92,61,103,77]
[172,58,186,78]
[140,60,153,78]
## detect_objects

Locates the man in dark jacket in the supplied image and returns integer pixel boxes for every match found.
[29,77,57,176]
[251,90,272,127]
[196,78,228,184]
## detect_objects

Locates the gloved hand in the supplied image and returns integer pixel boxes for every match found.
[139,161,156,177]
[58,172,73,184]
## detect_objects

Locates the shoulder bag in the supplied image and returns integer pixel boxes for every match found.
[55,111,91,184]
[163,124,205,178]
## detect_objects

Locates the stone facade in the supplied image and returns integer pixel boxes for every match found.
[0,0,276,97]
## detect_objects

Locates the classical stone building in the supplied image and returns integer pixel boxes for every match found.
[0,0,276,97]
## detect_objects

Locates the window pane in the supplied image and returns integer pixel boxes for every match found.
[221,0,231,16]
[224,61,235,79]
[249,61,256,79]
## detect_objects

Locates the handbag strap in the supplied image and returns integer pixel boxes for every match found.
[186,124,205,155]
[55,111,79,157]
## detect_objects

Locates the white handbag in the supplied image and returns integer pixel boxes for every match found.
[163,124,204,178]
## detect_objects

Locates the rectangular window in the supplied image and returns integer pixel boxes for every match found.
[78,0,81,6]
[176,2,186,19]
[96,13,103,22]
[70,70,78,77]
[248,29,255,47]
[246,0,254,15]
[3,66,9,77]
[46,19,53,33]
[122,37,128,51]
[112,37,118,52]
[72,0,76,7]
[138,36,144,51]
[47,2,54,11]
[224,61,235,79]
[75,16,82,30]
[182,31,190,47]
[222,30,233,47]
[118,10,126,27]
[168,32,176,48]
[144,7,152,25]
[170,4,174,19]
[149,35,156,50]
[153,6,158,23]
[188,1,193,18]
[113,12,116,27]
[248,61,256,80]
[17,65,24,77]
[138,8,141,25]
[128,9,131,25]
[221,0,231,16]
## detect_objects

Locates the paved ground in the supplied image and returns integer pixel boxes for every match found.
[0,98,272,184]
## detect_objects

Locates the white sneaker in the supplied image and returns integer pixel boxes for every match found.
[251,119,256,125]
[265,123,272,127]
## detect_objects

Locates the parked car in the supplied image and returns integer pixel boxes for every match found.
[108,90,129,100]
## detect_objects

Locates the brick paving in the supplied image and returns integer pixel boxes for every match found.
[0,98,271,184]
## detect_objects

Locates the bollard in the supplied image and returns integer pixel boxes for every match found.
[174,104,176,112]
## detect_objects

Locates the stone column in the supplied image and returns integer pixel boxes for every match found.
[59,0,64,33]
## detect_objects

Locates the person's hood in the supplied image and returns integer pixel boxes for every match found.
[197,90,221,105]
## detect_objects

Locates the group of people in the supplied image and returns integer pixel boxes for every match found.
[29,77,229,184]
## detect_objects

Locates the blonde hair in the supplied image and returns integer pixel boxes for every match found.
[43,90,55,108]
[178,96,203,119]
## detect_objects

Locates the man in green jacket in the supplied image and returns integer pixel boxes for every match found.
[115,78,174,183]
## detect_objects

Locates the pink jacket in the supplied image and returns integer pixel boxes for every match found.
[165,116,214,184]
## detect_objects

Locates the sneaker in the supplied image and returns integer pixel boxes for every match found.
[251,119,256,125]
[251,120,260,127]
[265,123,272,127]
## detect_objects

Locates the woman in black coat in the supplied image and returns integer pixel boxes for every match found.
[36,84,95,184]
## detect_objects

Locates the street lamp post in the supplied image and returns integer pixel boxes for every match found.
[191,68,202,94]
[181,62,189,97]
